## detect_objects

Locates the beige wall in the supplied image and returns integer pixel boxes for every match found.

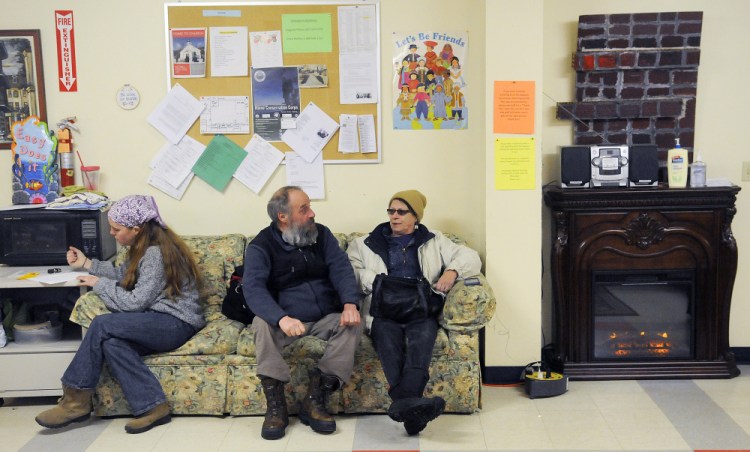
[3,0,750,368]
[0,0,486,248]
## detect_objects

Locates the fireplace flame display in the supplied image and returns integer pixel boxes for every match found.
[607,330,672,357]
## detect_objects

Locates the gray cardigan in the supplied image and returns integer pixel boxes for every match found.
[90,246,205,331]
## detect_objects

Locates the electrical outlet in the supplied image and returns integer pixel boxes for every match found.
[743,161,750,182]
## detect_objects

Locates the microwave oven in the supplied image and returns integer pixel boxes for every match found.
[0,208,116,266]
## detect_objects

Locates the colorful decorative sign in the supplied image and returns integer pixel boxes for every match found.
[55,10,78,92]
[11,116,59,204]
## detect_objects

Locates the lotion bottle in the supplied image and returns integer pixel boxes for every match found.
[689,151,707,187]
[667,138,688,188]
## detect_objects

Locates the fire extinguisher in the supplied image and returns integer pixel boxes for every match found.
[57,117,79,188]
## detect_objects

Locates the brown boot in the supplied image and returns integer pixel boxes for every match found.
[35,386,93,429]
[260,376,288,440]
[124,402,171,434]
[298,368,339,434]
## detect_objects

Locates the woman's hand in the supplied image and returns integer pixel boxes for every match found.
[76,275,100,287]
[434,269,458,293]
[67,246,89,269]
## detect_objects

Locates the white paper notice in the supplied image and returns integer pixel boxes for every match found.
[249,30,283,68]
[338,5,378,104]
[200,96,250,134]
[148,171,193,200]
[147,83,205,144]
[357,114,377,153]
[234,135,285,194]
[281,102,339,163]
[338,114,359,153]
[210,26,249,77]
[151,136,206,188]
[285,152,325,200]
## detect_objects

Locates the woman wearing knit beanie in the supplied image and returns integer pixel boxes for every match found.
[347,190,482,436]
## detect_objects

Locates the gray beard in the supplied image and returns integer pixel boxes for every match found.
[282,221,318,247]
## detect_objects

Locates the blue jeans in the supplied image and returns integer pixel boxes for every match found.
[370,316,438,400]
[62,312,196,415]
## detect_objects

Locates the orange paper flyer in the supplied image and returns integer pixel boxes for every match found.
[493,80,535,134]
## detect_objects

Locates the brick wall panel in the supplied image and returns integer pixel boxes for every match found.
[610,14,631,24]
[633,24,659,36]
[609,25,631,36]
[638,53,657,67]
[647,87,670,97]
[633,13,659,22]
[648,70,671,84]
[633,37,658,48]
[632,134,653,144]
[562,11,701,158]
[661,35,684,47]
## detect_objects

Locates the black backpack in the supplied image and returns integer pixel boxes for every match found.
[221,265,255,324]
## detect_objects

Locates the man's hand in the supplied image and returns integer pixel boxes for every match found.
[434,269,458,293]
[339,303,361,327]
[279,316,306,337]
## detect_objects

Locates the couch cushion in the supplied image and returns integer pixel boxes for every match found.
[182,234,246,321]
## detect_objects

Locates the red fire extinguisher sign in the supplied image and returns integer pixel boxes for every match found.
[55,10,78,92]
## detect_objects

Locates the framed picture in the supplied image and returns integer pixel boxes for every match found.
[0,29,46,150]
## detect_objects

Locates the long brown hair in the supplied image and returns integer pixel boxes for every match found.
[121,221,201,299]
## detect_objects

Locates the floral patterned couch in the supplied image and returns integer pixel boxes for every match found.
[70,233,496,417]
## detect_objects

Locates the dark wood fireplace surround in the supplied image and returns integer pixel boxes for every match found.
[543,183,741,380]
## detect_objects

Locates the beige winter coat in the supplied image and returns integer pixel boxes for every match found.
[347,225,482,329]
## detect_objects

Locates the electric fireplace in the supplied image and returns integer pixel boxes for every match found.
[543,183,741,380]
[592,270,693,360]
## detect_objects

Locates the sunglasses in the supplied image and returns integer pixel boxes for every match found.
[386,209,411,216]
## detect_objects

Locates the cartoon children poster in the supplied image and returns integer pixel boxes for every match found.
[392,31,468,130]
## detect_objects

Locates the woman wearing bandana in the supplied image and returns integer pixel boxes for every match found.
[36,195,204,434]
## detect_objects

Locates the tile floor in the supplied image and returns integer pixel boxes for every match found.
[3,366,750,451]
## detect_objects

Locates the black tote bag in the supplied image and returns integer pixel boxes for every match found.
[370,274,445,323]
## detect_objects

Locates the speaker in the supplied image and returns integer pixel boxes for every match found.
[628,144,659,186]
[560,146,591,188]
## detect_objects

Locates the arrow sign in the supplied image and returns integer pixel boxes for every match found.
[55,10,78,92]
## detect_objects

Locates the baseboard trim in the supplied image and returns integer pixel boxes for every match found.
[481,366,525,385]
[731,347,750,364]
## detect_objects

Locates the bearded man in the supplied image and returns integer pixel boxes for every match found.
[243,186,362,440]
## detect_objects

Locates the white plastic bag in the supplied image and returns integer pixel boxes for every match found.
[0,311,6,347]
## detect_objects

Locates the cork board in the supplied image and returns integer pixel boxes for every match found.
[164,1,380,163]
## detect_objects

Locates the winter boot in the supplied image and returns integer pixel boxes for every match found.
[35,386,93,429]
[124,402,171,434]
[298,368,339,434]
[260,376,289,440]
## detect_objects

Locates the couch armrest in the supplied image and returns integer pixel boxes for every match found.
[69,290,111,328]
[440,274,496,332]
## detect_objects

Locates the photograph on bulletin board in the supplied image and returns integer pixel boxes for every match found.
[163,2,381,164]
[392,31,468,130]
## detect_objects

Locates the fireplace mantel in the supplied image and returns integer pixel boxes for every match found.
[543,183,741,380]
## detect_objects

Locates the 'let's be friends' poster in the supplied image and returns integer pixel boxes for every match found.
[392,31,468,130]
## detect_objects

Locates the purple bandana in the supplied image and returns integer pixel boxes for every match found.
[108,195,167,229]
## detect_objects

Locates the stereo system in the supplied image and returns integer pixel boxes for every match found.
[560,144,659,188]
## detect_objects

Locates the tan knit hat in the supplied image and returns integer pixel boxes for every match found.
[390,190,427,222]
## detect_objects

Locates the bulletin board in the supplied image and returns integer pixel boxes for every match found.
[164,1,381,164]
